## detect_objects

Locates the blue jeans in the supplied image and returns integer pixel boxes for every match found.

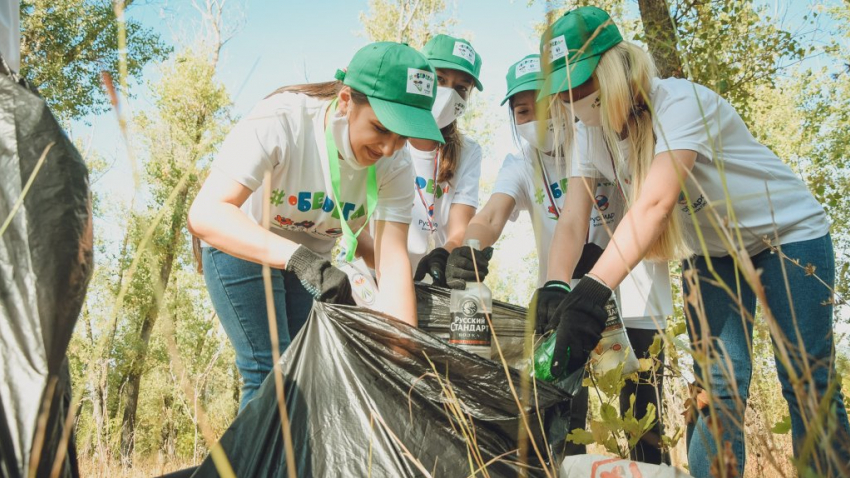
[202,247,314,410]
[683,234,850,477]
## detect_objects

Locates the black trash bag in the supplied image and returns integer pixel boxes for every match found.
[0,54,92,478]
[191,302,572,477]
[415,283,529,368]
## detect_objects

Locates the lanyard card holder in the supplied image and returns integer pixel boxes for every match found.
[339,257,379,308]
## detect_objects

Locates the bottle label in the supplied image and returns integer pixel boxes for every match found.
[449,298,491,345]
[602,297,623,332]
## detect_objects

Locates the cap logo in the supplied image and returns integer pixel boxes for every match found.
[407,68,435,97]
[515,57,541,78]
[452,41,476,65]
[547,35,567,62]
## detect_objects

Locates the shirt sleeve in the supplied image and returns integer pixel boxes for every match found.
[374,150,415,224]
[211,105,289,191]
[571,151,602,178]
[450,139,482,208]
[492,154,525,220]
[652,81,720,161]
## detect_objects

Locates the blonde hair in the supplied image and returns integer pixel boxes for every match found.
[551,41,693,261]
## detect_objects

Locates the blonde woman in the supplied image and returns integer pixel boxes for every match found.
[536,6,849,477]
[449,54,668,463]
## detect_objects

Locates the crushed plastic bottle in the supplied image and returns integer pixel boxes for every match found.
[589,296,640,376]
[529,295,639,384]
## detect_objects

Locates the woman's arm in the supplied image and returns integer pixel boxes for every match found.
[462,193,517,249]
[546,176,596,283]
[187,169,299,268]
[442,203,476,251]
[374,220,417,326]
[589,149,697,289]
[355,229,376,269]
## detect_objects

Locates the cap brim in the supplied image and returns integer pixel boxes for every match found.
[428,58,484,91]
[501,79,545,105]
[536,55,600,101]
[369,96,445,144]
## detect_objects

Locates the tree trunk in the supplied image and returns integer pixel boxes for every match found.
[119,186,190,462]
[637,0,684,78]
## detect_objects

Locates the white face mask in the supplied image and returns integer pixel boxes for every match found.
[516,119,557,153]
[431,86,467,129]
[330,111,369,170]
[564,90,602,127]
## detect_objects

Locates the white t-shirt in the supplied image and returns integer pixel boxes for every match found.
[494,141,670,329]
[211,92,415,257]
[573,77,830,256]
[493,142,620,286]
[406,136,482,269]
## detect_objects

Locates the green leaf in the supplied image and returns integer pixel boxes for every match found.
[638,358,655,373]
[772,415,792,434]
[594,363,626,398]
[648,334,662,357]
[566,428,595,445]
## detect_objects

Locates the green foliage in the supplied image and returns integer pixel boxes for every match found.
[359,0,456,49]
[69,20,236,459]
[19,0,171,121]
[670,0,811,122]
[569,363,660,458]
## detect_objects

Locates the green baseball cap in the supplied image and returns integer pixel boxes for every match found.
[501,54,545,105]
[421,34,484,91]
[336,42,444,143]
[538,6,623,100]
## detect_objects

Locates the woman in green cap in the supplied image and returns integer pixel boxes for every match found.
[447,53,670,464]
[357,34,485,287]
[400,34,485,286]
[535,6,850,476]
[187,42,443,410]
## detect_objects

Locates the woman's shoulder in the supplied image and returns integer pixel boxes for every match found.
[461,134,481,150]
[247,91,327,122]
[459,135,483,159]
[651,77,722,108]
[500,149,531,172]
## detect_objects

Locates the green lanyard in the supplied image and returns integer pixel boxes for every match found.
[325,99,378,262]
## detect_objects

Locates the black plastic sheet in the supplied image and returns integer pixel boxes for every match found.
[191,301,572,477]
[0,56,92,478]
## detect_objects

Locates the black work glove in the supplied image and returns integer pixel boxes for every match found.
[285,246,356,306]
[574,243,604,278]
[445,245,494,290]
[550,276,612,379]
[530,280,571,335]
[413,247,450,287]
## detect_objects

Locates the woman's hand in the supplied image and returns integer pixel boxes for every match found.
[285,246,355,305]
[413,247,450,287]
